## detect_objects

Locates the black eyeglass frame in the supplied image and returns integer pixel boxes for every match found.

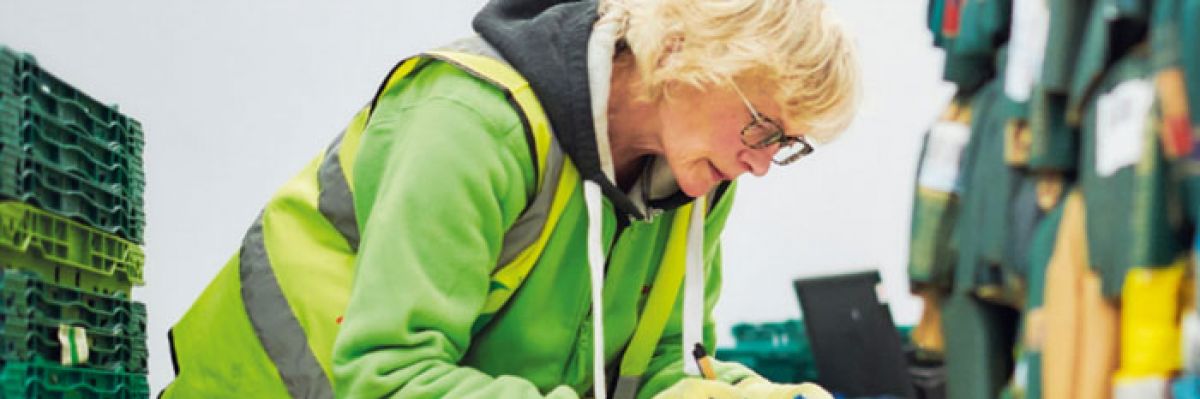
[731,83,816,166]
[739,113,815,165]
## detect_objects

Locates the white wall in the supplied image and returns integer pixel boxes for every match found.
[0,0,953,393]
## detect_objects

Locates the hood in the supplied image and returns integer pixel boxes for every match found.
[475,4,718,394]
[474,0,705,221]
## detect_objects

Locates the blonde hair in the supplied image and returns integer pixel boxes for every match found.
[603,0,860,142]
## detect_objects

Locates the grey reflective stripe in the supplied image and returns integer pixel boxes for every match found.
[497,139,564,267]
[612,375,641,399]
[440,36,504,61]
[240,214,334,399]
[318,130,360,251]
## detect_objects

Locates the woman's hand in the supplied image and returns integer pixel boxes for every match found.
[733,376,833,399]
[652,378,742,399]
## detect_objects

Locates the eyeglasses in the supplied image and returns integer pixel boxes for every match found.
[731,84,815,165]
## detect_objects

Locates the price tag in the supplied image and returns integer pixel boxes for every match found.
[1004,0,1050,102]
[918,121,971,193]
[1095,79,1154,177]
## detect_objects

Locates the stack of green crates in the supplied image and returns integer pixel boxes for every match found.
[717,319,915,385]
[0,45,148,398]
[717,320,819,383]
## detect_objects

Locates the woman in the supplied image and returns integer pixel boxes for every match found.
[162,0,859,398]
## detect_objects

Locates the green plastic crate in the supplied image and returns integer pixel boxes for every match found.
[0,201,142,296]
[730,320,812,352]
[0,46,145,243]
[718,320,819,383]
[0,315,147,373]
[7,96,137,185]
[718,320,918,384]
[0,47,133,132]
[0,46,142,164]
[0,95,145,243]
[1,360,147,399]
[0,271,144,334]
[0,48,20,97]
[0,271,148,374]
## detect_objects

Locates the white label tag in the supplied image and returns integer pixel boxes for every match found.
[918,121,971,193]
[1095,79,1154,177]
[57,324,89,366]
[1004,0,1050,102]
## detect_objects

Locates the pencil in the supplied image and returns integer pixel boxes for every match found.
[692,343,718,380]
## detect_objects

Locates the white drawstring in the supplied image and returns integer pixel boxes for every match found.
[584,5,631,398]
[583,181,608,399]
[681,196,707,376]
[588,4,627,185]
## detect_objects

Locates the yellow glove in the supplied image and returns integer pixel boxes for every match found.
[733,376,833,399]
[652,378,742,399]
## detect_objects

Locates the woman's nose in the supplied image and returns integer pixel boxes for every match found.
[739,146,774,177]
